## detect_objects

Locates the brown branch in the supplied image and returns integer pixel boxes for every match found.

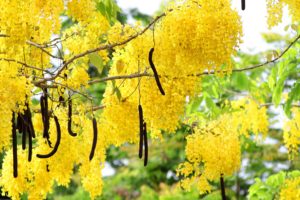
[33,13,166,85]
[0,34,8,37]
[260,103,300,108]
[26,41,63,60]
[88,34,300,84]
[0,58,49,73]
[33,105,105,114]
[89,71,152,84]
[198,34,300,76]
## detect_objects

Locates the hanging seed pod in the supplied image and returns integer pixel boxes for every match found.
[148,48,165,96]
[46,164,50,172]
[220,174,226,200]
[89,117,98,161]
[68,99,77,137]
[12,112,18,178]
[26,103,35,138]
[138,105,144,159]
[21,116,27,150]
[143,122,148,167]
[241,0,245,10]
[37,116,61,159]
[28,127,32,162]
[17,114,23,134]
[43,89,50,140]
[58,96,65,107]
[40,94,52,147]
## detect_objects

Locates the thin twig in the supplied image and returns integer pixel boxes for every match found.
[0,58,52,73]
[198,34,300,75]
[89,71,152,84]
[33,13,166,85]
[26,41,63,60]
[87,34,300,84]
[260,103,300,108]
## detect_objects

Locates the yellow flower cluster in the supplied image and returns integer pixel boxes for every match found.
[177,115,241,194]
[177,98,269,194]
[280,176,300,200]
[155,0,242,76]
[283,108,300,160]
[0,104,106,200]
[0,63,30,151]
[0,0,243,199]
[230,98,269,137]
[100,0,242,146]
[66,66,90,90]
[267,0,300,28]
[63,0,110,64]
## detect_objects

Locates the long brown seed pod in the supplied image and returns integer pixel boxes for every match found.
[89,117,98,161]
[26,104,35,138]
[43,89,50,140]
[28,126,32,162]
[68,99,77,137]
[37,116,61,159]
[17,114,23,134]
[138,105,144,159]
[242,0,245,10]
[21,115,27,150]
[12,112,18,178]
[148,48,165,96]
[40,96,52,147]
[143,122,148,167]
[220,174,227,200]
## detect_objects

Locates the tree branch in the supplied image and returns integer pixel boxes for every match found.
[89,71,152,84]
[0,58,51,73]
[198,34,300,75]
[33,13,166,85]
[26,41,63,60]
[88,34,300,84]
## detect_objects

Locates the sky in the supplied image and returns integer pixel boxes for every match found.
[116,0,293,52]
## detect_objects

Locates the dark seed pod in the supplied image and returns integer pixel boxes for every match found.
[89,117,98,161]
[12,112,18,178]
[143,122,148,167]
[22,118,27,150]
[58,96,66,107]
[17,114,23,134]
[26,104,35,138]
[43,89,50,140]
[28,127,32,162]
[241,0,245,10]
[138,105,144,159]
[37,115,61,159]
[68,99,77,137]
[220,174,227,200]
[40,94,52,147]
[148,48,165,96]
[46,164,50,172]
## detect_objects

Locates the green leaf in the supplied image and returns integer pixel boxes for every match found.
[284,82,300,117]
[288,170,300,178]
[186,97,203,114]
[88,53,103,73]
[266,171,286,187]
[234,72,250,90]
[114,87,122,101]
[268,66,278,90]
[205,96,220,116]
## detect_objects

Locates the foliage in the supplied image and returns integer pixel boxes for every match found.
[0,0,300,200]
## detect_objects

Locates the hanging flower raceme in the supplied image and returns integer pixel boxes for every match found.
[283,108,300,160]
[177,97,269,194]
[177,114,241,194]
